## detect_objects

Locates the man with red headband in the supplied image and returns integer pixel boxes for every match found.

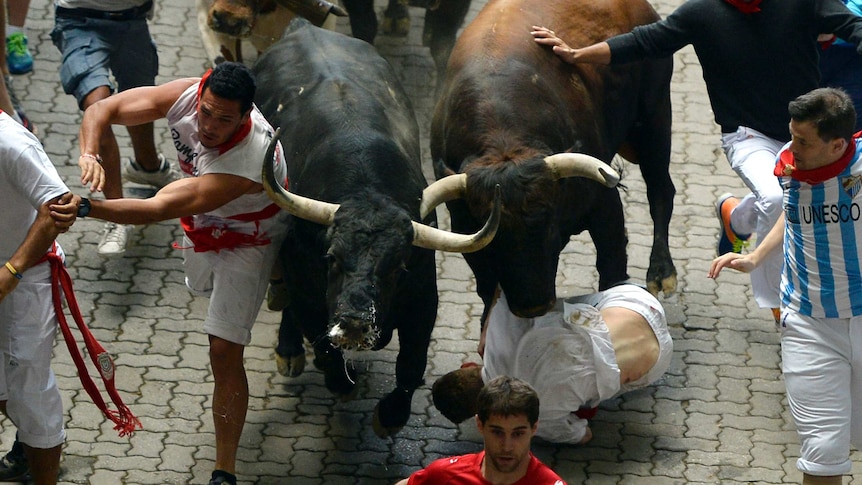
[65,61,287,485]
[710,88,862,485]
[532,0,862,326]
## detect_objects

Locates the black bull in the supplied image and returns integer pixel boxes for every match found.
[431,0,677,321]
[253,18,499,438]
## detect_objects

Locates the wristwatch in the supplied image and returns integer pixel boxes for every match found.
[77,197,91,218]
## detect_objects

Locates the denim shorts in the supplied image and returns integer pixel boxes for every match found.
[50,15,158,109]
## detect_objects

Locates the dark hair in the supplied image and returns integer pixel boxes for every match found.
[477,376,540,426]
[433,371,541,426]
[788,87,856,143]
[202,62,256,114]
[432,366,483,424]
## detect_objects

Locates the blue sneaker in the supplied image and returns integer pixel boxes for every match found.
[716,193,751,255]
[6,32,33,74]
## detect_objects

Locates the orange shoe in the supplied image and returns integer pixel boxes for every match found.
[716,193,751,255]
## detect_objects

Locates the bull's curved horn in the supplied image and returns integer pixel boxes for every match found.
[544,153,620,188]
[412,184,501,253]
[262,127,339,225]
[419,173,467,220]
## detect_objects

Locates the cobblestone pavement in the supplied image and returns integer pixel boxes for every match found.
[5,0,862,483]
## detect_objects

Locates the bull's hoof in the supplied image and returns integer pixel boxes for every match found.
[647,272,678,297]
[372,405,404,438]
[381,4,410,37]
[275,352,306,377]
[381,16,411,37]
[371,387,413,438]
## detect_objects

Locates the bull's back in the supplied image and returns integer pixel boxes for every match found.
[452,0,658,67]
[254,19,417,145]
[434,0,666,163]
[253,18,422,193]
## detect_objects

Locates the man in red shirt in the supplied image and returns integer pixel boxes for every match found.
[395,376,566,485]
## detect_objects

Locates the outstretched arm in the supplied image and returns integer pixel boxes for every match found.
[81,172,258,226]
[531,26,612,65]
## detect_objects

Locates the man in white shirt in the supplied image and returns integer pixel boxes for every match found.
[433,284,672,445]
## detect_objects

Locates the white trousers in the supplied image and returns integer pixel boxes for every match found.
[780,310,862,476]
[721,126,785,308]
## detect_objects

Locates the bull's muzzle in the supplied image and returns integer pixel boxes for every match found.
[328,310,380,351]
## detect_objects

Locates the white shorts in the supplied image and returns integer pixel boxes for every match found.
[0,264,65,449]
[780,310,862,476]
[568,284,672,391]
[182,231,284,346]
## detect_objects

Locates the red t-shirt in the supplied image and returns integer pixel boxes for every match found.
[408,451,566,485]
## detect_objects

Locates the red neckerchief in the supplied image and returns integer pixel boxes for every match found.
[774,136,857,185]
[195,69,253,156]
[724,0,762,13]
[39,243,142,437]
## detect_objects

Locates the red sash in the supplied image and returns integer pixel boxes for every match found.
[40,243,141,437]
[173,203,281,253]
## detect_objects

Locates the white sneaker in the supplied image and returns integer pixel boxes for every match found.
[98,222,133,257]
[122,154,180,189]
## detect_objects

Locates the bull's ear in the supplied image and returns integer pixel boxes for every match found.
[432,158,457,178]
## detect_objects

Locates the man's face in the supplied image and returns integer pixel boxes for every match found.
[196,88,249,148]
[477,413,537,479]
[788,119,847,171]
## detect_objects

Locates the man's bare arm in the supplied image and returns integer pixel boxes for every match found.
[86,173,259,225]
[0,194,69,302]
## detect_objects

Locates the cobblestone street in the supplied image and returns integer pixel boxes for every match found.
[5,0,862,483]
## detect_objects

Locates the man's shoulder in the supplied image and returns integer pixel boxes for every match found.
[410,453,484,484]
[524,454,567,485]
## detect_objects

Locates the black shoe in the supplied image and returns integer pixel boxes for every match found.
[209,470,237,485]
[0,439,29,482]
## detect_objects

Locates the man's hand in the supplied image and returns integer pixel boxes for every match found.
[78,154,106,193]
[531,25,576,64]
[49,192,81,233]
[0,268,21,305]
[708,253,757,279]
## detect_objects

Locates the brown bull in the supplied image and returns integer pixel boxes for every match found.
[431,0,676,323]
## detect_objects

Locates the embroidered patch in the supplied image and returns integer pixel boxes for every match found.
[97,352,115,381]
[841,174,862,199]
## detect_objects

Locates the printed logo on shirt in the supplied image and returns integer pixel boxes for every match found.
[841,174,862,198]
[172,128,200,176]
[787,202,862,225]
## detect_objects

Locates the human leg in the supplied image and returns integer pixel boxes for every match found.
[781,312,853,479]
[0,282,65,485]
[52,17,133,255]
[720,127,785,309]
[197,241,282,480]
[208,335,247,477]
[22,444,60,485]
[110,17,177,186]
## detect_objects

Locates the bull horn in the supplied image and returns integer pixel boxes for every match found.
[276,0,348,27]
[262,127,339,225]
[543,153,620,188]
[412,184,501,253]
[419,173,467,220]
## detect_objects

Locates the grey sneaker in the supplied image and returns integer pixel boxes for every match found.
[122,154,180,189]
[98,222,133,257]
[0,439,29,481]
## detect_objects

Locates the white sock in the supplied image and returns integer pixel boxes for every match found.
[6,26,24,36]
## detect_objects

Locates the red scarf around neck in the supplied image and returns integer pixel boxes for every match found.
[774,137,857,185]
[725,0,762,13]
